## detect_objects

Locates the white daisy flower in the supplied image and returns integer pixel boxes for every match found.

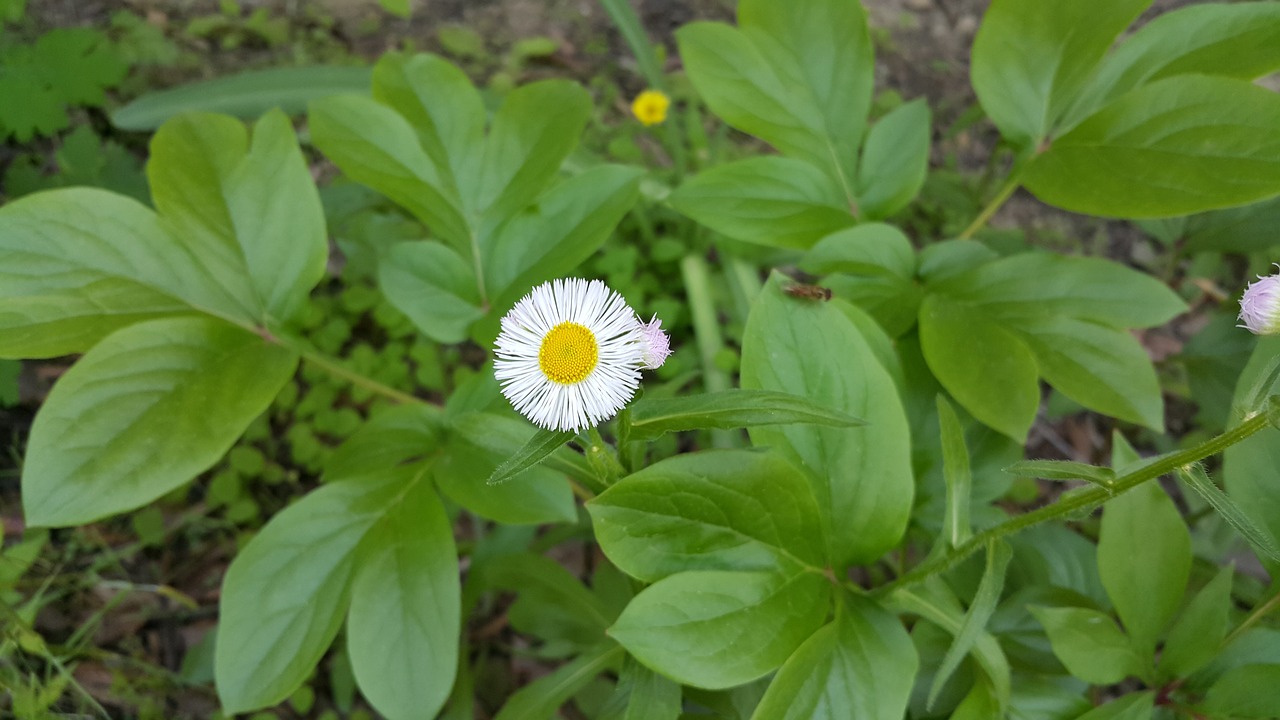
[494,278,646,432]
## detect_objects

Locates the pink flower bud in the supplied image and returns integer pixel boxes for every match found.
[1239,266,1280,335]
[638,314,672,369]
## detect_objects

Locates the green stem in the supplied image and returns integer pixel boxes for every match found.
[875,412,1274,597]
[958,169,1023,240]
[1224,586,1280,649]
[286,341,426,407]
[585,427,626,484]
[680,252,734,448]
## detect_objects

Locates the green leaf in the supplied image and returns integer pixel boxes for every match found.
[750,594,916,720]
[484,164,642,307]
[324,404,444,481]
[493,644,624,720]
[148,110,327,324]
[473,79,591,230]
[23,317,296,527]
[950,680,1000,720]
[1225,336,1280,548]
[1159,564,1233,680]
[929,541,1011,709]
[449,410,593,484]
[1074,692,1154,720]
[370,53,483,206]
[0,359,18,406]
[216,468,426,712]
[1200,664,1280,718]
[1176,463,1280,564]
[918,295,1040,441]
[625,389,863,442]
[602,658,681,720]
[378,0,411,19]
[0,188,247,358]
[1097,478,1191,659]
[1030,606,1142,685]
[0,28,127,141]
[378,241,485,344]
[886,584,1011,710]
[970,0,1149,145]
[856,98,931,219]
[1067,3,1280,130]
[800,223,916,280]
[478,553,614,646]
[922,252,1186,437]
[309,94,470,251]
[589,450,825,582]
[348,478,459,720]
[676,0,872,189]
[1024,76,1280,218]
[1005,460,1116,488]
[937,396,973,548]
[1184,196,1280,255]
[670,157,854,250]
[112,66,372,131]
[741,273,913,568]
[485,426,577,486]
[608,568,830,690]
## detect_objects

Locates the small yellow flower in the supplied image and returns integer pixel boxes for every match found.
[631,89,670,126]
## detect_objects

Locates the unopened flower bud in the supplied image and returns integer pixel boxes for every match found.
[1239,266,1280,335]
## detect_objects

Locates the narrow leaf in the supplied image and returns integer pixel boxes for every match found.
[928,540,1012,709]
[937,395,973,548]
[487,427,577,485]
[1159,564,1233,680]
[1005,460,1116,488]
[493,644,625,720]
[111,65,372,130]
[1176,464,1280,563]
[626,389,863,441]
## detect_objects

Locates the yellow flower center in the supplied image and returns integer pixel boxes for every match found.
[538,322,599,385]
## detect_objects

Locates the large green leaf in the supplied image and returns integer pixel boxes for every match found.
[0,188,242,358]
[1030,606,1142,685]
[309,94,470,250]
[608,568,830,689]
[800,224,920,337]
[370,52,484,210]
[216,468,427,712]
[677,0,872,191]
[378,241,485,344]
[1224,336,1280,547]
[1024,76,1280,218]
[472,80,591,232]
[484,164,642,308]
[922,252,1186,438]
[1097,479,1191,659]
[1066,3,1280,130]
[348,478,459,720]
[1184,196,1280,255]
[918,295,1040,441]
[741,273,913,568]
[1199,664,1280,719]
[970,0,1150,145]
[22,317,296,527]
[751,594,916,720]
[589,450,825,582]
[856,98,931,220]
[149,110,327,324]
[669,157,854,250]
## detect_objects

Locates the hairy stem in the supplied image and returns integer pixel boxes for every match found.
[875,411,1274,596]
